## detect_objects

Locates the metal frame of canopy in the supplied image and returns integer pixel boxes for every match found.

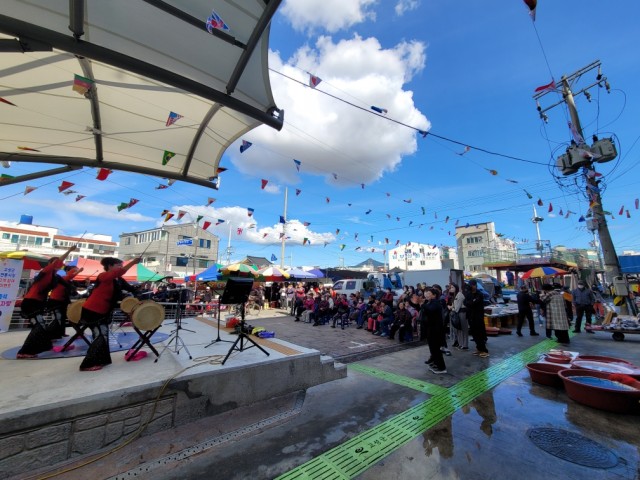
[0,0,283,189]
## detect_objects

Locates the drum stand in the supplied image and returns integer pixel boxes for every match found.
[156,300,192,361]
[204,300,233,348]
[221,302,270,365]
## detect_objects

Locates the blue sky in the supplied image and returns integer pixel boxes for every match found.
[1,1,640,268]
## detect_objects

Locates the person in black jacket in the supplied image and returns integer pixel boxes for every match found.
[423,288,447,374]
[516,285,540,337]
[464,280,489,357]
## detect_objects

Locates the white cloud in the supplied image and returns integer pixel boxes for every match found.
[232,35,429,186]
[22,199,154,222]
[281,0,377,33]
[395,0,419,16]
[158,206,336,246]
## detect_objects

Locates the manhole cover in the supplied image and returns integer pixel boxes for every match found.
[527,428,618,469]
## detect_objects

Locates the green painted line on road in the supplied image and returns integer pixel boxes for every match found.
[276,338,556,480]
[348,363,448,395]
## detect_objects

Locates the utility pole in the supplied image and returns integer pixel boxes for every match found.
[280,187,287,269]
[535,60,626,308]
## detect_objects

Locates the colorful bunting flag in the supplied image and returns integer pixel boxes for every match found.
[166,111,183,127]
[206,197,215,206]
[217,167,227,174]
[96,168,112,181]
[215,219,225,225]
[395,240,400,246]
[361,183,365,189]
[206,9,230,32]
[486,169,498,176]
[279,232,285,239]
[167,179,177,186]
[332,173,338,180]
[326,197,330,203]
[457,146,471,156]
[636,199,639,209]
[523,0,537,21]
[293,159,301,172]
[506,179,518,183]
[196,215,203,222]
[295,189,301,196]
[75,195,85,202]
[17,146,40,152]
[0,97,16,106]
[161,209,169,216]
[309,73,322,88]
[24,186,36,195]
[403,198,412,203]
[578,215,586,222]
[128,198,139,208]
[619,206,624,216]
[568,121,584,144]
[336,229,340,235]
[240,140,252,153]
[261,179,268,189]
[263,233,269,238]
[534,78,555,93]
[626,210,631,218]
[548,203,553,213]
[421,207,425,215]
[237,228,243,235]
[370,106,388,114]
[117,202,129,212]
[279,216,286,224]
[365,209,372,215]
[162,150,176,166]
[58,181,74,192]
[246,207,254,217]
[559,208,563,216]
[303,221,311,226]
[202,221,212,230]
[177,210,187,220]
[340,244,346,251]
[537,198,543,206]
[156,184,169,190]
[303,237,309,245]
[271,254,277,261]
[72,74,94,95]
[524,190,533,199]
[62,190,78,195]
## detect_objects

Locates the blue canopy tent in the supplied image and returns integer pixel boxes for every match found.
[185,264,222,282]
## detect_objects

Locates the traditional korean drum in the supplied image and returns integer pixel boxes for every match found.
[130,300,165,331]
[66,299,86,324]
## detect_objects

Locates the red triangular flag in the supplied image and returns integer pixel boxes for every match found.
[636,198,639,209]
[128,198,139,208]
[24,186,36,195]
[548,203,553,213]
[206,197,215,206]
[96,168,112,181]
[0,97,17,106]
[58,181,74,192]
[202,221,211,230]
[626,210,631,218]
[177,210,187,220]
[261,179,268,189]
[619,206,624,215]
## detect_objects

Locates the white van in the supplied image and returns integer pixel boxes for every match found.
[332,278,376,298]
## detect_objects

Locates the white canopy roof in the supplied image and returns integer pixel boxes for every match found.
[0,0,283,188]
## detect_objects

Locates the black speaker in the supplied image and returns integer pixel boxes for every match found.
[220,277,253,304]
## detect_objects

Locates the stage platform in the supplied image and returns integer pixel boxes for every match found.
[0,312,346,478]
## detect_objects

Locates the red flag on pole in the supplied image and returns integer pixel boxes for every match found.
[261,179,268,189]
[96,168,112,181]
[202,221,211,230]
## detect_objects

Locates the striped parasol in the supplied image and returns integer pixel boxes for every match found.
[521,266,568,279]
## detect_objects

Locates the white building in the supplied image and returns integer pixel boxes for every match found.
[455,222,516,274]
[388,243,458,271]
[0,221,117,260]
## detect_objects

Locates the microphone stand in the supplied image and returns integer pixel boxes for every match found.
[204,296,233,348]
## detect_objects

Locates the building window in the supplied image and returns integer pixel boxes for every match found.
[198,239,211,249]
[420,260,425,266]
[11,234,18,243]
[124,237,131,245]
[1,233,9,239]
[35,237,42,246]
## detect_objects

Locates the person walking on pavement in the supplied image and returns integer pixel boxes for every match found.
[572,280,596,333]
[516,285,540,337]
[541,283,571,345]
[464,279,489,357]
[423,288,447,374]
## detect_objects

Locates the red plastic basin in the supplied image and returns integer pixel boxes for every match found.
[558,369,640,414]
[526,363,566,388]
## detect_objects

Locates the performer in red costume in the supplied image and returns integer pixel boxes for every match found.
[16,245,77,358]
[48,266,83,339]
[79,257,140,371]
